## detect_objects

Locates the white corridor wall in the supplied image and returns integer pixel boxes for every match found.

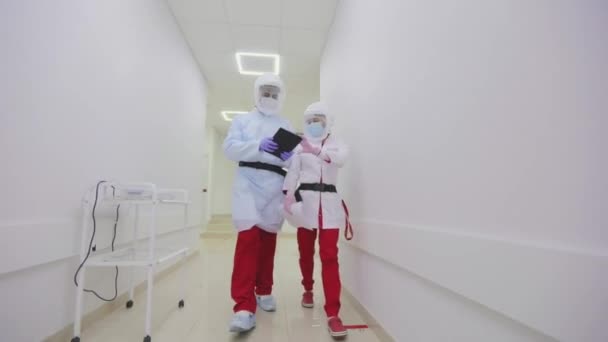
[210,129,236,216]
[0,1,207,341]
[322,0,608,341]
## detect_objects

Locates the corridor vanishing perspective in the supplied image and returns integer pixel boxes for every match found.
[1,0,607,341]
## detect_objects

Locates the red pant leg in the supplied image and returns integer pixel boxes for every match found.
[297,228,318,292]
[231,226,261,313]
[255,229,277,296]
[319,228,341,317]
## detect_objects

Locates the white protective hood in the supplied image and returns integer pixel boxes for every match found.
[303,101,333,142]
[254,73,285,116]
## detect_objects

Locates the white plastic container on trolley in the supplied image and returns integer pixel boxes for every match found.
[72,181,191,342]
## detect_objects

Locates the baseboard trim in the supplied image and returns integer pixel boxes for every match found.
[43,250,199,342]
[342,286,394,342]
[342,219,607,342]
[0,221,201,277]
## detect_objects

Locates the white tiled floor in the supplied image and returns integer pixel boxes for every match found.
[80,235,383,342]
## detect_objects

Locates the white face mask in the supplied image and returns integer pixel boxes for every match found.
[258,97,279,115]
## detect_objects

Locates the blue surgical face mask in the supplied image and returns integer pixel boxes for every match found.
[306,122,325,138]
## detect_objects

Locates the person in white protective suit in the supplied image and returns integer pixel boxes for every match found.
[223,73,295,333]
[282,102,351,338]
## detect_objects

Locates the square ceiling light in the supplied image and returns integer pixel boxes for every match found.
[221,110,248,122]
[236,52,280,76]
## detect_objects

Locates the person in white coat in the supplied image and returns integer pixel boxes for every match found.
[282,102,350,338]
[223,73,295,333]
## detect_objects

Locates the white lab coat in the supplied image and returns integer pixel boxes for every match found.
[282,135,348,230]
[223,109,293,233]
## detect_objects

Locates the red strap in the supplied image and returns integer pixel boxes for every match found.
[343,324,369,330]
[342,200,353,240]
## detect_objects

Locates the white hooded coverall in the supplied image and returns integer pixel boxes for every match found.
[223,74,293,233]
[224,73,294,316]
[282,103,349,230]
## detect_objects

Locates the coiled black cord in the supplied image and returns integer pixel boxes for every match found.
[73,180,120,302]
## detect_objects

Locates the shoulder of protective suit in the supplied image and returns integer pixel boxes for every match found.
[271,114,291,126]
[281,115,293,125]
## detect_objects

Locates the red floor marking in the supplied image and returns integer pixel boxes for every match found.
[343,324,369,330]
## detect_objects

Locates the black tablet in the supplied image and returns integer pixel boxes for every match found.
[269,128,302,158]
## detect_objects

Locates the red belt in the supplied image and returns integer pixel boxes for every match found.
[342,200,353,240]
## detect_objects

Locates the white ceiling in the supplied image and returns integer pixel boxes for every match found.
[167,0,339,133]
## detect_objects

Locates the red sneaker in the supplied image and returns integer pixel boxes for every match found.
[301,291,314,308]
[327,316,348,338]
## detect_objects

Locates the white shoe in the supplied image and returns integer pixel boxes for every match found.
[229,311,256,333]
[256,294,277,312]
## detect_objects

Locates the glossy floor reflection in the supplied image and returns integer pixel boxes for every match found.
[81,235,383,342]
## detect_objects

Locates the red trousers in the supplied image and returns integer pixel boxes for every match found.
[297,227,342,317]
[231,226,277,313]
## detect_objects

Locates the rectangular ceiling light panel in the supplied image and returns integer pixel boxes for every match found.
[236,52,280,76]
